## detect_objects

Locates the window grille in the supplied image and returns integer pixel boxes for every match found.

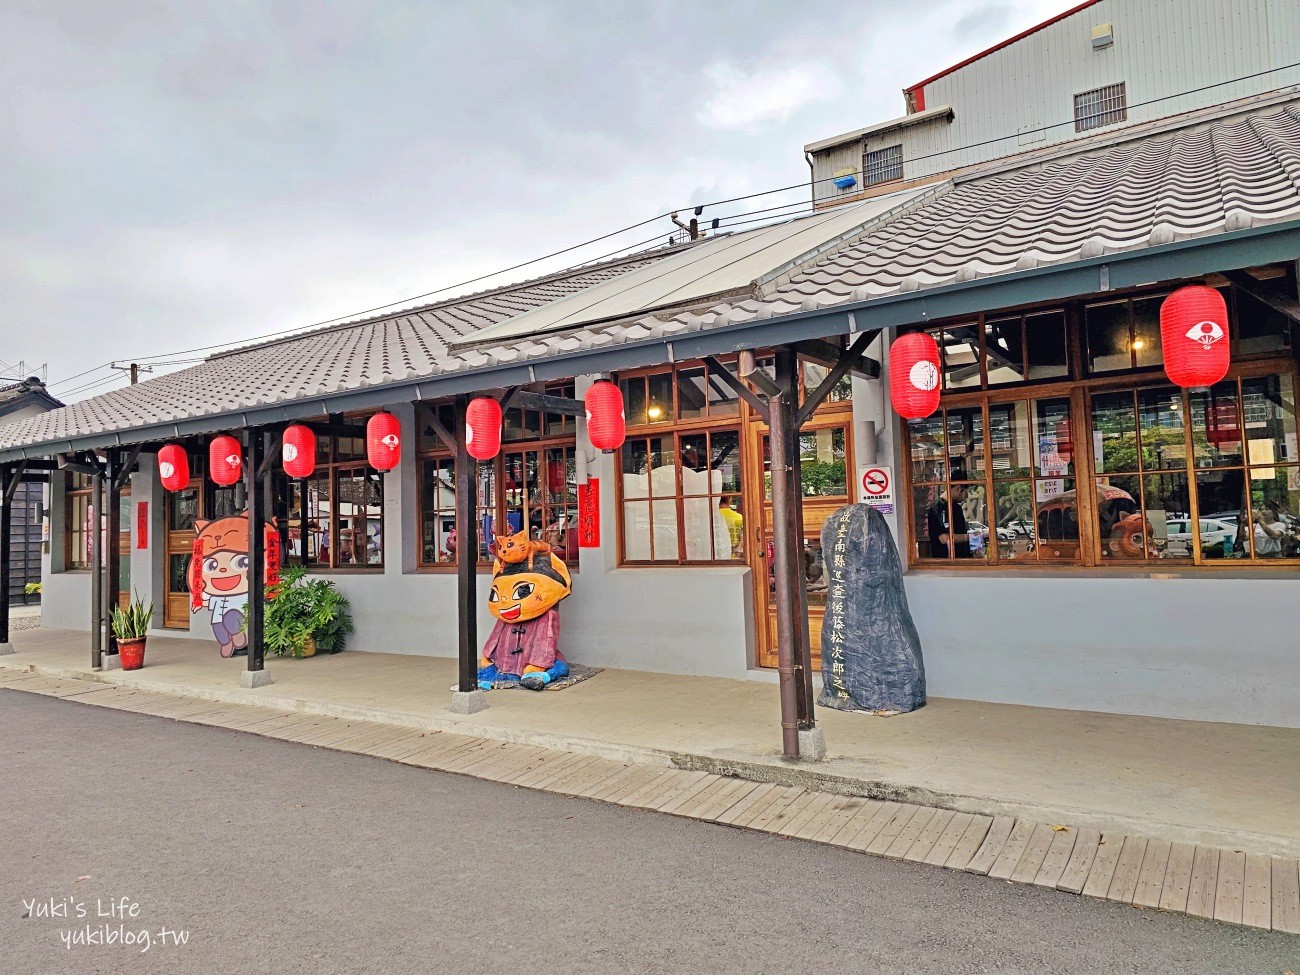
[863,144,903,186]
[1074,82,1127,132]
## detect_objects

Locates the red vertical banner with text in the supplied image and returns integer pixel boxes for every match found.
[136,501,148,549]
[577,478,600,548]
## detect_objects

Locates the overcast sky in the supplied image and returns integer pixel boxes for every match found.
[1,0,1066,400]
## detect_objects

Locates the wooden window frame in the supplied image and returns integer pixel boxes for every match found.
[416,386,580,571]
[298,435,385,572]
[63,472,92,572]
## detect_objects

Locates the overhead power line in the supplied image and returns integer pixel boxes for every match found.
[47,59,1300,389]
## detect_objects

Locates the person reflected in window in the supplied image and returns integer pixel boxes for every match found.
[927,471,972,558]
[1253,502,1286,558]
[718,496,744,557]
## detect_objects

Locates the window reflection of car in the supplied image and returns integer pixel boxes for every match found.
[1164,517,1237,557]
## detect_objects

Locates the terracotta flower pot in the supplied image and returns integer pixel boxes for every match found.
[299,636,317,658]
[118,637,146,670]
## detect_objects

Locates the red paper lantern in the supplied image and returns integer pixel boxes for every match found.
[209,434,243,487]
[1160,285,1230,390]
[585,380,626,452]
[366,411,402,471]
[889,332,942,420]
[157,444,190,492]
[1055,419,1073,465]
[281,424,317,479]
[465,397,503,461]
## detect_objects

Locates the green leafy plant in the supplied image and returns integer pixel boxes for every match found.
[109,591,154,641]
[263,566,353,658]
[24,582,41,596]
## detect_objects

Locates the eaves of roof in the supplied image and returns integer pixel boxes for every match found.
[3,216,1296,464]
[803,105,955,155]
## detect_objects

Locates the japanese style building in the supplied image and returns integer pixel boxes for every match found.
[2,0,1298,756]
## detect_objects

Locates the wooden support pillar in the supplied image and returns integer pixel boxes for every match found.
[105,450,121,656]
[775,348,816,730]
[0,464,15,650]
[90,468,104,669]
[453,397,479,693]
[245,430,266,673]
[767,384,804,760]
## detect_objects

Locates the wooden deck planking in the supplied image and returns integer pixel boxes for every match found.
[1106,836,1149,904]
[744,787,808,831]
[1157,842,1196,913]
[725,785,796,829]
[1242,854,1272,930]
[661,776,732,817]
[609,767,687,806]
[775,792,836,837]
[1080,834,1125,899]
[761,792,820,835]
[530,753,602,791]
[988,819,1037,880]
[641,771,714,812]
[1213,851,1246,925]
[687,779,762,822]
[1131,839,1172,909]
[544,758,623,795]
[1185,846,1221,919]
[1010,823,1058,884]
[829,800,892,849]
[944,815,995,872]
[1032,828,1077,889]
[809,797,871,843]
[1055,829,1101,894]
[715,782,781,826]
[1271,857,1300,934]
[904,808,955,863]
[865,805,922,856]
[964,816,1014,875]
[886,807,937,859]
[789,793,851,839]
[922,812,974,867]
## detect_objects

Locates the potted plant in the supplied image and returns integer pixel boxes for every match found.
[110,592,155,670]
[263,566,353,659]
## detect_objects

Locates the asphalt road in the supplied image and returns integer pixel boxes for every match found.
[2,691,1295,975]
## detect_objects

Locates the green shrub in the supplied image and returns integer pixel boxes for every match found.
[263,566,353,658]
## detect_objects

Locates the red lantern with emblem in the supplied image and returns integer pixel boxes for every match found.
[1160,285,1230,391]
[1055,418,1073,465]
[157,443,190,492]
[209,434,243,486]
[889,332,942,420]
[465,397,503,461]
[585,380,626,452]
[366,411,402,471]
[281,424,317,479]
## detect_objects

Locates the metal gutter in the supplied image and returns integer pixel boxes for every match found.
[4,218,1299,463]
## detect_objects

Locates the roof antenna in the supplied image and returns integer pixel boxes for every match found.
[670,206,709,241]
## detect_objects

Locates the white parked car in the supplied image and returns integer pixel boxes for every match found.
[1164,517,1237,555]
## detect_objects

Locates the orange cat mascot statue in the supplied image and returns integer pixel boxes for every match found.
[477,528,572,691]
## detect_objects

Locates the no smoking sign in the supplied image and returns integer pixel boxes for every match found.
[857,465,894,513]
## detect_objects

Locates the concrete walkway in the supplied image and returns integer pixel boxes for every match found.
[3,626,1298,858]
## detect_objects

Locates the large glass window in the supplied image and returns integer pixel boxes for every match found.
[903,274,1300,568]
[417,386,578,567]
[621,429,744,563]
[292,430,384,569]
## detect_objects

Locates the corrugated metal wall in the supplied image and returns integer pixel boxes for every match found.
[811,0,1300,200]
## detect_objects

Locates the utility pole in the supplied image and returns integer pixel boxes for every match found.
[110,362,153,385]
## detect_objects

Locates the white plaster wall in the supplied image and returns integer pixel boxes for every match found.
[906,573,1300,728]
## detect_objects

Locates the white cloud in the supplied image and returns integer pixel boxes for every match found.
[697,61,842,130]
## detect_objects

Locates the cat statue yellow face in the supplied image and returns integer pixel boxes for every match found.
[487,529,572,623]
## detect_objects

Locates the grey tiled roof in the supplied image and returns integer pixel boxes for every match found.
[597,99,1300,336]
[2,99,1299,457]
[0,249,681,451]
